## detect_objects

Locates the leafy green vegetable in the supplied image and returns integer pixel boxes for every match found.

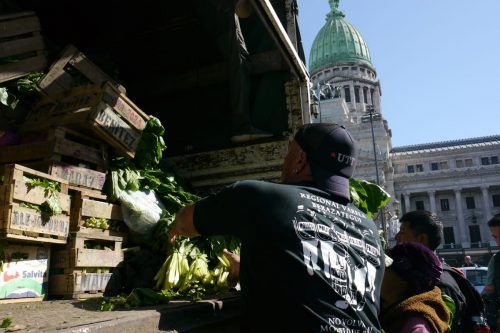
[23,176,62,220]
[17,72,43,94]
[0,317,11,328]
[133,117,167,169]
[349,178,391,218]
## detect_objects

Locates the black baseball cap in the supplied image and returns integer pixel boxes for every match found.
[294,123,357,201]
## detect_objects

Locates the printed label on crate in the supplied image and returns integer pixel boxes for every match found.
[92,104,140,151]
[10,206,69,237]
[50,164,106,190]
[78,273,112,292]
[0,245,49,299]
[102,88,146,130]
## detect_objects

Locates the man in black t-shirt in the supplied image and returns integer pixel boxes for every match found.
[169,123,385,332]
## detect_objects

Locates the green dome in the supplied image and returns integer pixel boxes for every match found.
[309,0,373,74]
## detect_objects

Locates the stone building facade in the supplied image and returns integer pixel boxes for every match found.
[308,0,500,263]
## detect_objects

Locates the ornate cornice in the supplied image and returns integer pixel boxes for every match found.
[393,165,500,183]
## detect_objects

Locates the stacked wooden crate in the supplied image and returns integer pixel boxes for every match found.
[0,11,47,84]
[0,14,150,299]
[0,164,70,302]
[49,187,126,299]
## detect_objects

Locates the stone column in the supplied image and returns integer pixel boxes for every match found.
[367,88,373,105]
[350,83,356,110]
[403,192,411,213]
[359,86,366,112]
[454,189,469,247]
[481,186,492,220]
[428,191,437,214]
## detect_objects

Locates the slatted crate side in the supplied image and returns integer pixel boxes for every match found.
[51,232,124,269]
[0,204,70,244]
[49,270,113,299]
[38,162,107,191]
[0,164,69,193]
[38,44,125,96]
[0,11,46,84]
[70,190,123,232]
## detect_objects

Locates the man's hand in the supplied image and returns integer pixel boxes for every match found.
[168,204,199,243]
[223,249,240,287]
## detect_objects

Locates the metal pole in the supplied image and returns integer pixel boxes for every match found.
[317,83,322,123]
[368,106,386,236]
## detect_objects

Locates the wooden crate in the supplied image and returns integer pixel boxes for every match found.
[49,268,113,299]
[24,83,149,158]
[0,11,47,84]
[0,164,70,244]
[51,230,124,269]
[69,187,123,234]
[37,44,125,95]
[0,127,108,190]
[0,243,50,302]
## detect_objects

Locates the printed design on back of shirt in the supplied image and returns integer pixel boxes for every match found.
[293,193,381,312]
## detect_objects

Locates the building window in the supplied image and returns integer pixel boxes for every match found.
[440,199,450,211]
[465,159,473,167]
[416,200,425,211]
[351,67,357,71]
[431,161,449,171]
[342,67,349,71]
[481,157,491,165]
[469,225,481,244]
[407,165,415,173]
[344,86,351,103]
[493,194,500,207]
[363,87,368,103]
[492,156,499,164]
[465,196,476,209]
[360,68,365,73]
[455,160,463,168]
[443,227,455,244]
[333,68,340,73]
[354,86,360,103]
[416,164,424,172]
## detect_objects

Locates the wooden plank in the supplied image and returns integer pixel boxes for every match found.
[90,103,141,153]
[0,297,44,304]
[0,35,45,58]
[11,179,71,212]
[69,53,115,87]
[81,198,122,220]
[75,248,123,268]
[50,164,106,191]
[0,54,46,83]
[53,136,105,167]
[8,164,69,185]
[0,140,55,164]
[68,186,106,199]
[101,83,148,131]
[6,204,70,237]
[74,227,124,240]
[0,15,40,39]
[37,45,79,93]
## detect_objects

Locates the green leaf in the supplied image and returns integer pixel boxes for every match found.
[0,317,12,328]
[349,178,391,218]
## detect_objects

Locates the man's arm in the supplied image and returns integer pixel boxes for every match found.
[168,204,199,242]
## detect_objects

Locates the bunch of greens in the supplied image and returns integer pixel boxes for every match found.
[23,175,62,220]
[84,217,110,230]
[0,71,43,110]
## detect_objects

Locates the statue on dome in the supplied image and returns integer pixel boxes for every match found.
[329,0,340,10]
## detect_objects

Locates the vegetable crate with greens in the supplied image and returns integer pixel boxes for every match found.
[49,267,113,299]
[0,164,71,244]
[0,11,47,84]
[50,230,124,270]
[49,231,123,299]
[23,82,149,158]
[0,127,108,190]
[69,187,124,235]
[37,44,125,96]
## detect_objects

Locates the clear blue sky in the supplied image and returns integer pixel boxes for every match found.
[296,0,500,147]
